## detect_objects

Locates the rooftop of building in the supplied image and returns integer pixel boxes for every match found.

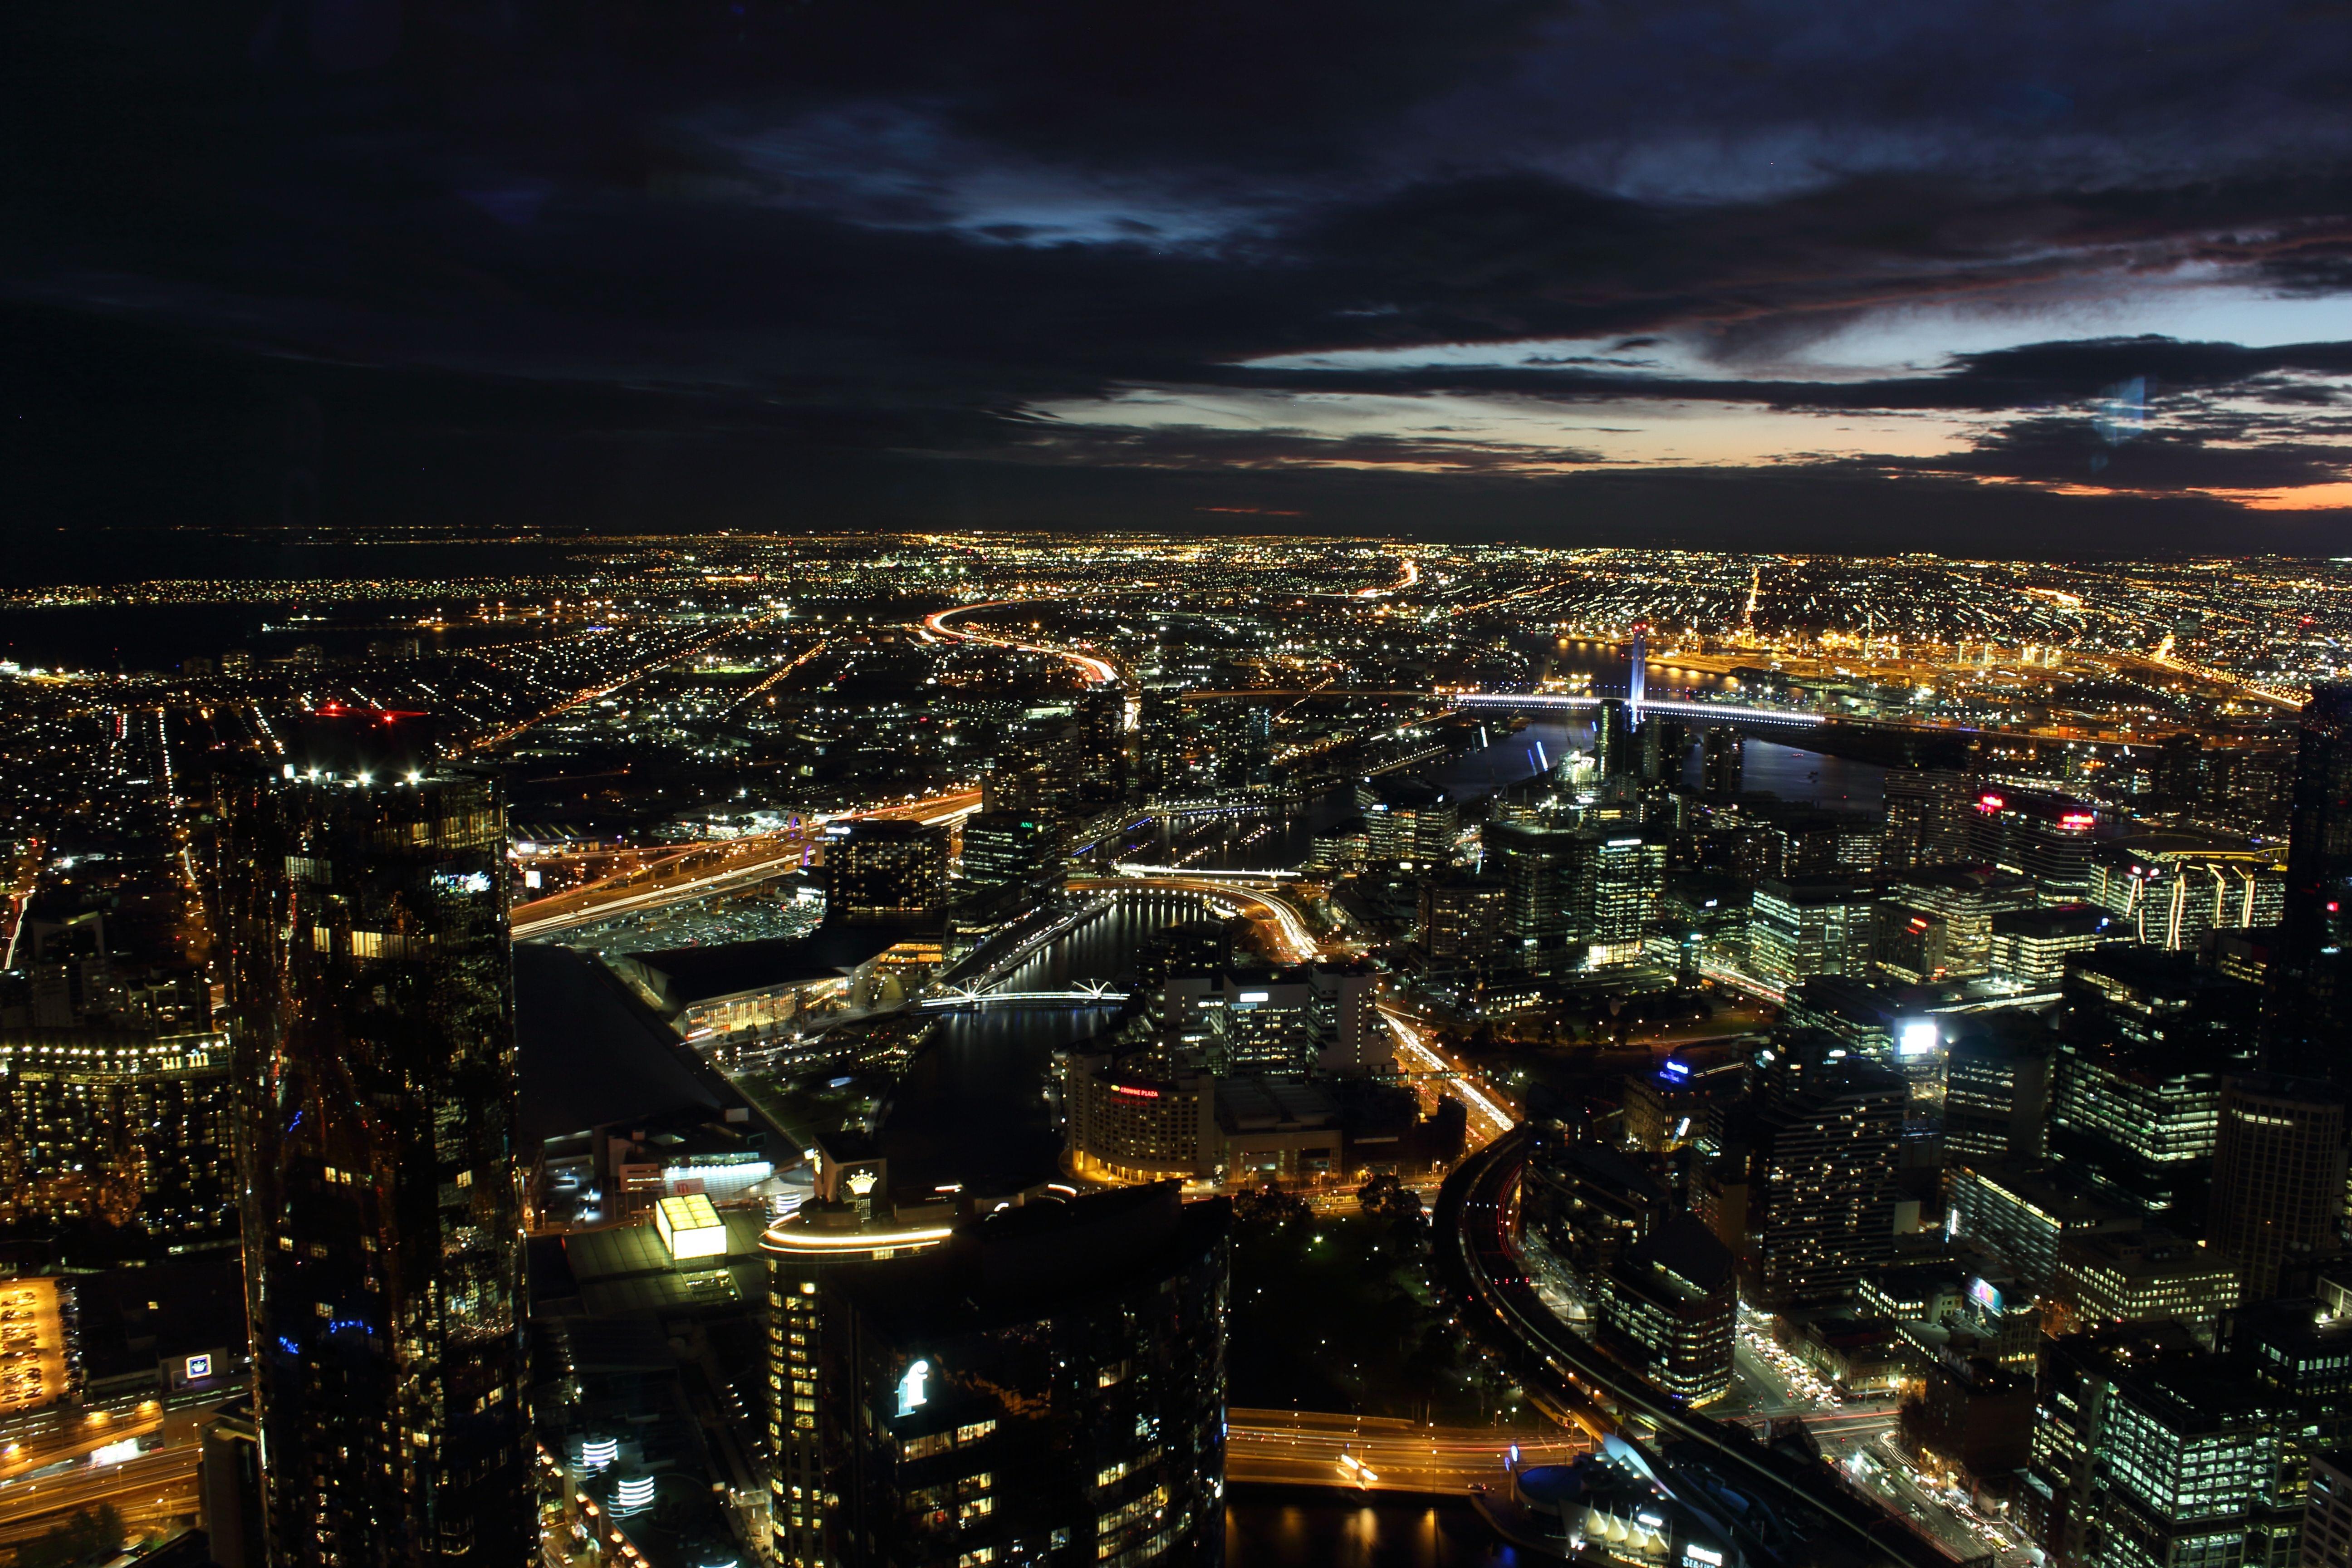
[2102,829,2281,862]
[827,1184,1229,1338]
[1892,864,2038,897]
[2060,1225,2235,1276]
[1950,1159,2128,1229]
[1529,1132,1672,1205]
[1944,1009,2053,1061]
[1215,1076,1341,1132]
[619,924,910,1008]
[1989,902,2114,938]
[1623,1213,1733,1299]
[1754,872,1889,902]
[514,943,724,1148]
[532,1210,770,1319]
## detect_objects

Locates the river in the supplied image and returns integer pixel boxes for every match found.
[1224,1490,1529,1566]
[880,889,1216,1191]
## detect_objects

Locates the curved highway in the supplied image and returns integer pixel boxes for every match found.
[1436,1129,1957,1568]
[922,599,1122,686]
[510,786,981,937]
[1079,874,1322,963]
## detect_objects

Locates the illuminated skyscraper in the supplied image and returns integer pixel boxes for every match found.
[1566,831,1666,964]
[1965,788,2103,902]
[0,1027,233,1244]
[220,739,530,1567]
[764,1166,1225,1568]
[1742,1053,1905,1307]
[2268,683,2352,1081]
[1700,727,1744,799]
[826,819,949,924]
[1594,698,1638,784]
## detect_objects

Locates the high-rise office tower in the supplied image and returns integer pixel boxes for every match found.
[2307,1450,2352,1568]
[1881,767,1973,872]
[1356,777,1458,869]
[1746,874,1882,986]
[1986,904,2115,989]
[2088,841,2285,951]
[1594,698,1637,784]
[1966,787,2103,902]
[1872,866,2037,983]
[766,1177,1227,1568]
[1741,1053,1905,1307]
[1700,727,1743,799]
[825,818,950,924]
[1640,718,1688,788]
[1486,819,1580,958]
[958,810,1064,905]
[220,734,530,1567]
[2268,684,2352,1081]
[2050,950,2259,1216]
[2029,1330,2301,1568]
[1566,831,1666,963]
[1415,872,1509,968]
[1944,1016,2053,1163]
[2206,1073,2348,1301]
[1597,1214,1736,1406]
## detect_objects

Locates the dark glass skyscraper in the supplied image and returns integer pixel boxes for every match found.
[221,741,530,1567]
[2269,683,2352,1080]
[766,1178,1227,1568]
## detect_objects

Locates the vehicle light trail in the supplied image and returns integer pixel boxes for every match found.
[923,600,1121,685]
[1379,1005,1515,1146]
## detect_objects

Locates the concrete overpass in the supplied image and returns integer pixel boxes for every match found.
[1076,874,1324,964]
[510,787,981,939]
[1437,1130,1960,1568]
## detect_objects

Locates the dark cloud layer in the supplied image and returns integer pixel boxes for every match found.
[7,0,2352,563]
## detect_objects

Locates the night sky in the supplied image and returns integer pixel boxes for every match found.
[9,0,2352,564]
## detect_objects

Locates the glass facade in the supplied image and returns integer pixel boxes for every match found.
[775,1184,1227,1568]
[223,771,530,1567]
[2271,686,2352,1081]
[0,1028,233,1241]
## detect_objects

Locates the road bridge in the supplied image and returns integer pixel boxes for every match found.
[917,985,1129,1011]
[1453,691,1825,729]
[1225,1407,1587,1496]
[1107,862,1300,882]
[1077,875,1323,964]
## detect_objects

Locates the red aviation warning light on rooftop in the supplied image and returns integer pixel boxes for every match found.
[314,702,429,723]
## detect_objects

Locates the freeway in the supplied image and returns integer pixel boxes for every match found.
[1378,1006,1517,1149]
[510,786,980,938]
[1226,1407,1585,1496]
[0,836,41,970]
[917,987,1131,1010]
[0,1444,200,1548]
[922,600,1122,686]
[1436,1131,1957,1568]
[1080,875,1325,964]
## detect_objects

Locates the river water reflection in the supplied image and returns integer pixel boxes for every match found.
[882,889,1216,1190]
[1224,1490,1526,1566]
